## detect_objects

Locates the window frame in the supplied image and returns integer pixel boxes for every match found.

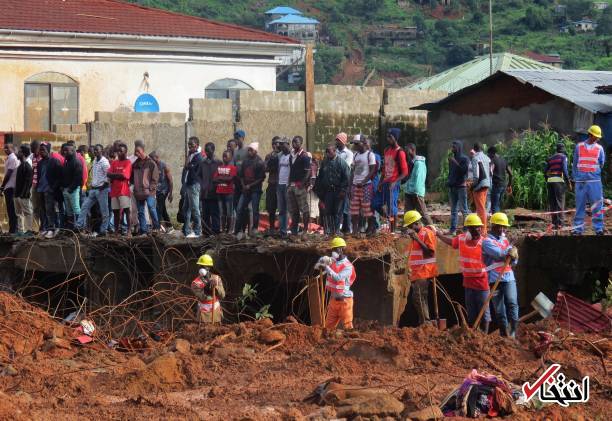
[24,81,79,131]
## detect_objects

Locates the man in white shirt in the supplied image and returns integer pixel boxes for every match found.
[276,137,291,237]
[350,135,377,234]
[335,132,354,233]
[1,143,20,233]
[75,144,110,236]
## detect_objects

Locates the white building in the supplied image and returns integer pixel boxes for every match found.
[0,0,301,132]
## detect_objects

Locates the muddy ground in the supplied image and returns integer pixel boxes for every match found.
[0,292,609,420]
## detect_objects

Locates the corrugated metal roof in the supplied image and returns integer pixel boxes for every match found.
[408,53,556,94]
[503,69,612,113]
[265,6,303,15]
[268,14,319,25]
[552,291,611,333]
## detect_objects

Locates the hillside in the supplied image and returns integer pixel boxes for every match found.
[129,0,612,86]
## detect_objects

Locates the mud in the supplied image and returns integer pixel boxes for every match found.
[0,292,609,420]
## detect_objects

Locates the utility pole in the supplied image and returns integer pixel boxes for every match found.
[489,0,493,75]
[305,45,315,151]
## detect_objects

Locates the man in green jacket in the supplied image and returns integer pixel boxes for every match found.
[404,143,433,225]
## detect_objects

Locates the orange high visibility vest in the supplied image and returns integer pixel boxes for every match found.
[192,277,220,313]
[458,235,486,277]
[325,260,356,294]
[408,227,438,279]
[576,142,602,173]
[484,237,512,275]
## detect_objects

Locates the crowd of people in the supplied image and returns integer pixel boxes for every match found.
[0,124,605,238]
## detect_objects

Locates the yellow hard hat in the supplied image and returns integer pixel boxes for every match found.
[490,212,510,227]
[403,210,422,227]
[464,214,484,227]
[330,237,346,249]
[197,254,214,267]
[588,125,602,139]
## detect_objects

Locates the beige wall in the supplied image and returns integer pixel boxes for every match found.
[0,53,277,132]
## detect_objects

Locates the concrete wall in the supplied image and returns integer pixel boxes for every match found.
[90,111,186,214]
[187,98,235,153]
[313,85,383,152]
[426,98,575,180]
[384,88,447,156]
[0,54,277,131]
[237,90,306,158]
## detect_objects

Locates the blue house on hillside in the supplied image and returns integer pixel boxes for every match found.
[265,6,319,44]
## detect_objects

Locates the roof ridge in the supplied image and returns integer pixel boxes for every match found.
[100,0,296,43]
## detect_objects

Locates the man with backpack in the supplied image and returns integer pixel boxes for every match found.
[380,128,409,233]
[350,134,378,235]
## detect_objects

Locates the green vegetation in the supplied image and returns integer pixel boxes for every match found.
[432,129,576,210]
[129,0,611,83]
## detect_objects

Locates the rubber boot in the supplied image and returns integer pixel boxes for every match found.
[509,320,518,339]
[499,323,508,337]
[302,212,310,235]
[480,321,490,334]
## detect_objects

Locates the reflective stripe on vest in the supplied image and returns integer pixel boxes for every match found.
[325,260,356,293]
[458,236,485,275]
[198,300,221,313]
[484,237,512,274]
[409,228,437,267]
[576,143,602,172]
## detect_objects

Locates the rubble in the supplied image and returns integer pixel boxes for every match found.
[0,291,608,419]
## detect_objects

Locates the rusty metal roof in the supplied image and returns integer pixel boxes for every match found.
[552,291,612,333]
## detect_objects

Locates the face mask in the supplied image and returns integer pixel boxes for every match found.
[464,231,472,241]
[331,251,340,260]
[199,268,208,277]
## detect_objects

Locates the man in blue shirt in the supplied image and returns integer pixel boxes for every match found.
[482,212,519,338]
[572,125,606,235]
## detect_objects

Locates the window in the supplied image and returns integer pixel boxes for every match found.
[205,78,253,121]
[24,72,78,131]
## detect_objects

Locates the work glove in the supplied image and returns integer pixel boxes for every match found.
[314,256,332,271]
[508,247,519,261]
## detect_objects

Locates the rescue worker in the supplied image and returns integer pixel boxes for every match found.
[437,214,490,333]
[403,210,437,326]
[191,254,225,324]
[482,213,519,338]
[314,237,356,332]
[572,125,605,235]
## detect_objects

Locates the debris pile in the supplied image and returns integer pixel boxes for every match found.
[0,292,608,419]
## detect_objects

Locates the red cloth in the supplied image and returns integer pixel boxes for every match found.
[51,152,65,165]
[76,153,88,187]
[109,159,132,197]
[214,164,237,194]
[383,146,408,183]
[452,235,489,290]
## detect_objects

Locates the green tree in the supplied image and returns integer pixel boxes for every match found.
[566,0,592,21]
[314,46,344,84]
[524,7,552,30]
[596,9,612,36]
[446,44,475,66]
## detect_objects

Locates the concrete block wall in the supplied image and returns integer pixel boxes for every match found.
[384,89,447,157]
[90,111,186,214]
[313,85,383,152]
[236,90,306,158]
[187,99,235,154]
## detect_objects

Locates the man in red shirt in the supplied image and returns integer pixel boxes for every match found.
[213,149,238,233]
[437,214,491,332]
[107,142,132,236]
[380,128,408,232]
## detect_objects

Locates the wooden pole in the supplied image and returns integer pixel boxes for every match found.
[432,278,440,323]
[305,45,315,124]
[307,274,324,326]
[489,0,494,75]
[472,255,511,329]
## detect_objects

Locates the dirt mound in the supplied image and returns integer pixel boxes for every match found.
[124,353,185,395]
[0,291,67,356]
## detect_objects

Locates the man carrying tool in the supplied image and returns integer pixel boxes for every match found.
[572,125,606,235]
[314,237,356,333]
[191,254,225,324]
[403,210,438,326]
[482,212,519,338]
[437,214,490,332]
